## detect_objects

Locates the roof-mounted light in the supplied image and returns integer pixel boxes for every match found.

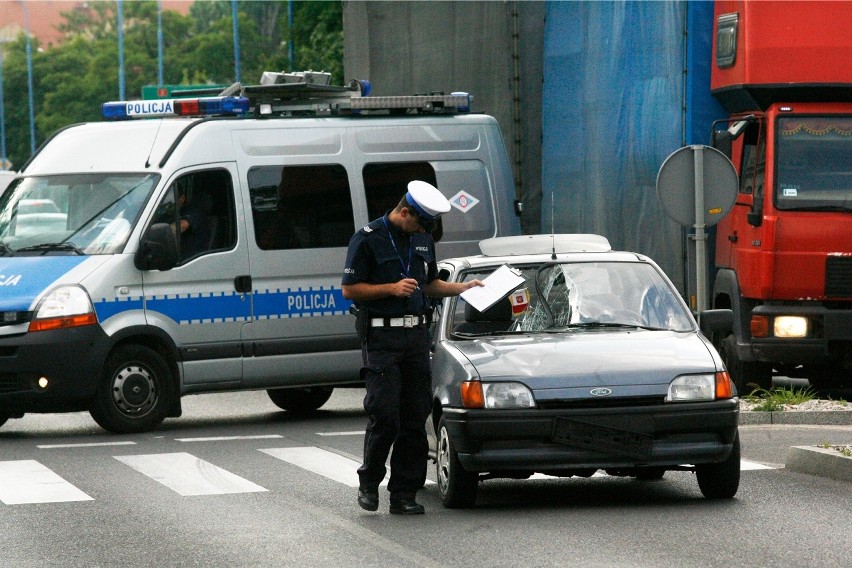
[102,96,250,120]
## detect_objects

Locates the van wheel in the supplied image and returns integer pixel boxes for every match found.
[436,416,478,508]
[696,433,740,499]
[90,345,173,434]
[720,334,772,395]
[267,387,333,414]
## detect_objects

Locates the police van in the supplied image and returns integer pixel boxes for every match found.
[0,72,520,433]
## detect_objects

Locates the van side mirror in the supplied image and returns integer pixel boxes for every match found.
[135,222,178,271]
[699,309,733,335]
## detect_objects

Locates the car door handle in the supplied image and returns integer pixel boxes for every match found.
[234,275,252,293]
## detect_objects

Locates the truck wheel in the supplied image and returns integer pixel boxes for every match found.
[436,416,478,508]
[267,387,333,414]
[90,345,174,434]
[720,334,772,395]
[696,433,740,499]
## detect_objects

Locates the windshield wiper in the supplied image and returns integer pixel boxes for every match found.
[0,242,12,256]
[451,330,527,339]
[16,242,85,255]
[562,322,670,331]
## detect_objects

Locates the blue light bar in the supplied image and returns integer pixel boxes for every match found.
[102,96,250,120]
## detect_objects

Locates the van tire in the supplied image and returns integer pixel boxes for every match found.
[267,387,333,414]
[90,345,173,434]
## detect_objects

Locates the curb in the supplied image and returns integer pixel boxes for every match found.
[785,445,852,483]
[739,411,852,426]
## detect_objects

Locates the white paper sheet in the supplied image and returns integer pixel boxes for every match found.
[460,264,525,312]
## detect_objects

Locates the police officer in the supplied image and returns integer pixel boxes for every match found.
[342,180,482,515]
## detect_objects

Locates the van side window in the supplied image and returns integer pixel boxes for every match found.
[249,164,354,250]
[151,169,237,263]
[363,162,437,219]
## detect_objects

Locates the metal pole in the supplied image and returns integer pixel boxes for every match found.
[693,146,708,316]
[0,46,6,170]
[231,0,241,83]
[118,0,125,100]
[157,0,164,87]
[21,1,36,155]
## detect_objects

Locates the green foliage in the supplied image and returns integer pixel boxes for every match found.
[0,0,343,170]
[743,385,818,412]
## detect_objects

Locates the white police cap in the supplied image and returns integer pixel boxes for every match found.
[405,180,451,220]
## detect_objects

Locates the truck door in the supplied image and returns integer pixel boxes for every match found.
[141,165,250,387]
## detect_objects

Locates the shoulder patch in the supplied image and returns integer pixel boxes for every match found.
[361,225,373,233]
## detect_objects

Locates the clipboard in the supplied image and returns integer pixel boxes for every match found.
[460,264,525,312]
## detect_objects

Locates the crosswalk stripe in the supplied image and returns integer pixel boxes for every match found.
[740,459,775,471]
[175,435,283,443]
[114,452,267,496]
[260,446,381,488]
[0,460,93,505]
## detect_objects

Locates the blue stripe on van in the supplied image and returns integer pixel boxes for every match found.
[253,287,351,318]
[147,292,252,324]
[93,296,145,322]
[0,256,89,311]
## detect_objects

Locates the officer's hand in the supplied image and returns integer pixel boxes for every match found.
[464,279,485,290]
[392,278,420,297]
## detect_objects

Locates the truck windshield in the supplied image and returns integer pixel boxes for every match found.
[0,173,159,255]
[775,116,852,211]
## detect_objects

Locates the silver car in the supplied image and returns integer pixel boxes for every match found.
[427,235,739,508]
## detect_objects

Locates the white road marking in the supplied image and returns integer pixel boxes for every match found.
[114,452,267,496]
[316,431,365,437]
[175,435,283,442]
[37,441,137,449]
[260,446,381,488]
[0,460,93,505]
[740,459,775,471]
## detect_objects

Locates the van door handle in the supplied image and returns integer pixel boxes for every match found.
[234,275,252,293]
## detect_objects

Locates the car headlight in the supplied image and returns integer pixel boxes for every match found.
[666,372,733,402]
[461,381,536,409]
[29,285,97,332]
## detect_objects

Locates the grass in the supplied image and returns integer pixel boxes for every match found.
[818,442,852,458]
[743,385,818,412]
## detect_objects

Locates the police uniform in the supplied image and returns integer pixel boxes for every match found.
[342,181,448,512]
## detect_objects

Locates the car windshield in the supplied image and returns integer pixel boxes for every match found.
[448,261,695,336]
[0,173,158,256]
[775,116,852,211]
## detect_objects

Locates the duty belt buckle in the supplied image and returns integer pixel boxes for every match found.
[403,315,416,328]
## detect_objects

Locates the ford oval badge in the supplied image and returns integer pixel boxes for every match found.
[589,388,612,396]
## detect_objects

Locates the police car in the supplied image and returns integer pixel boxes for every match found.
[0,72,519,433]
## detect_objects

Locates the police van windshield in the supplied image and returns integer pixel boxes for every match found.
[0,173,158,256]
[775,116,852,211]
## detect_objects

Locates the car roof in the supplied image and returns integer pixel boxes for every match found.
[441,234,648,269]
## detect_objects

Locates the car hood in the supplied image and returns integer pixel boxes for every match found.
[447,330,717,400]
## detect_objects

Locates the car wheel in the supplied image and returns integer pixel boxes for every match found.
[267,387,333,414]
[0,410,9,428]
[436,416,478,508]
[634,467,666,480]
[90,345,173,434]
[695,432,740,499]
[720,334,772,395]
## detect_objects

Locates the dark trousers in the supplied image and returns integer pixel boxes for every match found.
[358,327,431,499]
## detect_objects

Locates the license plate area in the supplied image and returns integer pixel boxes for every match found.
[552,417,653,460]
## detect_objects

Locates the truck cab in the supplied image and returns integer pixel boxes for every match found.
[709,0,852,391]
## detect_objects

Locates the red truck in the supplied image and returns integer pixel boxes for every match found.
[709,0,852,392]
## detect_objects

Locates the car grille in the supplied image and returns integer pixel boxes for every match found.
[536,396,665,410]
[826,256,852,297]
[0,374,24,394]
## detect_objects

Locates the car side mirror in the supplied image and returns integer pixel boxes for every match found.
[699,309,733,335]
[135,222,178,271]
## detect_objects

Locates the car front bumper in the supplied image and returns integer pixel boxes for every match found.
[442,400,739,472]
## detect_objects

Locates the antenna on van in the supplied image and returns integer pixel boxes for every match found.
[551,191,556,260]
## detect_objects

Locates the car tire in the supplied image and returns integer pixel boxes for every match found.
[267,387,333,414]
[0,410,9,428]
[695,432,740,499]
[436,416,478,508]
[720,334,772,395]
[89,345,174,434]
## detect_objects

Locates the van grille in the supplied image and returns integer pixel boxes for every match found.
[826,256,852,297]
[0,311,31,327]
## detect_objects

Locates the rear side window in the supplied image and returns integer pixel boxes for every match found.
[248,164,355,250]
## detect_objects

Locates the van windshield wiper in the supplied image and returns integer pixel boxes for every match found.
[0,242,13,256]
[16,242,85,255]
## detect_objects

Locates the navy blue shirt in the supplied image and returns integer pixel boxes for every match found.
[342,214,438,316]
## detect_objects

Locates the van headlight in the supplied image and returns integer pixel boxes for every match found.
[29,285,98,332]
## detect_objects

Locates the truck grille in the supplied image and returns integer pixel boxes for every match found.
[826,256,852,297]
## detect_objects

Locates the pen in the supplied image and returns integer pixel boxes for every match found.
[402,272,420,290]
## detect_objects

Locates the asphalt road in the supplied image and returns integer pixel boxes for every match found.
[1,388,850,568]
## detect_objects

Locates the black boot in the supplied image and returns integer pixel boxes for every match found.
[389,498,425,515]
[357,488,379,511]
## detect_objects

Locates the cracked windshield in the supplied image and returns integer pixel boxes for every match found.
[0,174,158,255]
[451,262,695,335]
